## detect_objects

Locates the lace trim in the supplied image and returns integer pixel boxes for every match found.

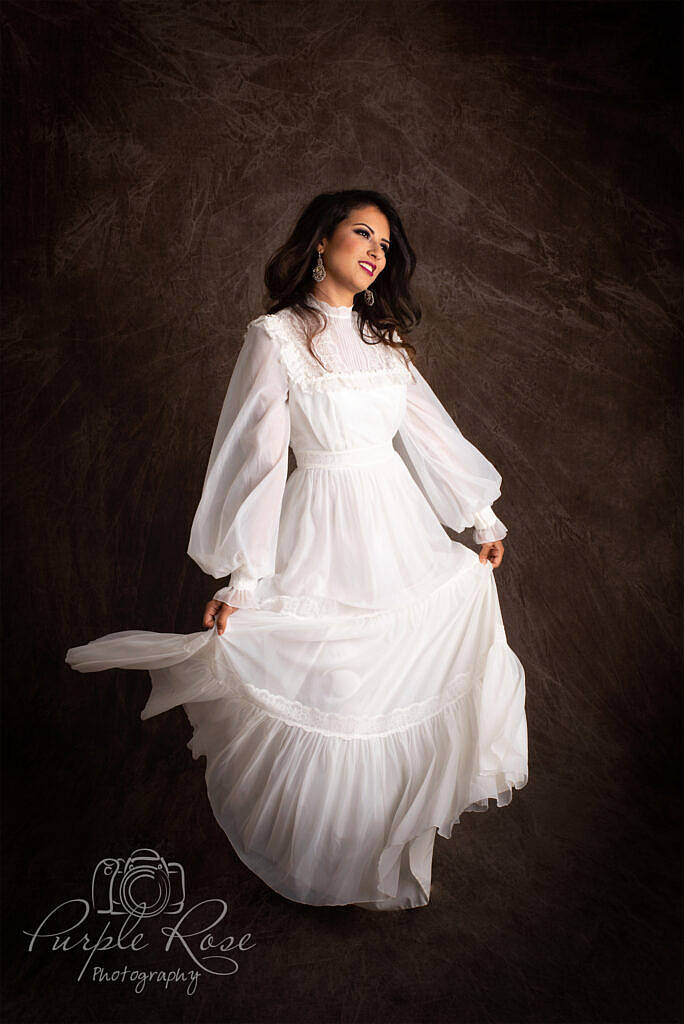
[250,311,412,393]
[236,670,474,738]
[256,592,370,618]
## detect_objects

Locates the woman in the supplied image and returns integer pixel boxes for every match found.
[66,189,528,912]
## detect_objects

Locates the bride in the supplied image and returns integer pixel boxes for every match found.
[66,188,528,912]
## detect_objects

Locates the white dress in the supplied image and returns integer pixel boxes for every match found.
[65,294,528,911]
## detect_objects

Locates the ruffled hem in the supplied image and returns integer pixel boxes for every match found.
[212,585,261,609]
[181,671,527,906]
[65,613,527,907]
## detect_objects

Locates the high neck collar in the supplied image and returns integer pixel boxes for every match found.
[308,293,355,319]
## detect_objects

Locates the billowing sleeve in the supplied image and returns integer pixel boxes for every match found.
[393,357,508,544]
[186,317,291,607]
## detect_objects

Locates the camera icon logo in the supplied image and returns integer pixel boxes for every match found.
[91,848,186,918]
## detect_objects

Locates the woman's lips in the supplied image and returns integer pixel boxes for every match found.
[358,261,375,276]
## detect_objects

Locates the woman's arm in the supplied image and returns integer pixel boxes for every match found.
[393,354,508,542]
[187,316,291,608]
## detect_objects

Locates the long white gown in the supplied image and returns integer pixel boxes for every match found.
[65,294,528,911]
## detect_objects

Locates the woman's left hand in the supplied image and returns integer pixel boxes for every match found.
[479,540,504,568]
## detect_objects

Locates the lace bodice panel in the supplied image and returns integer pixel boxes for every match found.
[252,295,412,394]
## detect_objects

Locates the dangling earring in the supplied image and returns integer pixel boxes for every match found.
[312,251,326,282]
[364,288,375,306]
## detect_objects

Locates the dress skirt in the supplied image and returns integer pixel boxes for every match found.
[65,541,527,910]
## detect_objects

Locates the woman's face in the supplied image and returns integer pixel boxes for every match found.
[317,204,390,299]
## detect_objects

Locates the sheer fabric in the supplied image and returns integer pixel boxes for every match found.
[186,323,290,593]
[395,361,508,547]
[65,293,527,910]
[194,295,508,610]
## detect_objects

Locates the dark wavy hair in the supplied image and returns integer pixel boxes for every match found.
[262,189,421,367]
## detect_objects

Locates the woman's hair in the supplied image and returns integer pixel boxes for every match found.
[262,189,420,367]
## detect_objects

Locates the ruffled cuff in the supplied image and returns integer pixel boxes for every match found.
[472,505,508,545]
[212,569,261,609]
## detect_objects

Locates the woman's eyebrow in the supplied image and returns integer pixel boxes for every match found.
[352,222,390,246]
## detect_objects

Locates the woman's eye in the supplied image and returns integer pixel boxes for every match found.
[355,228,388,255]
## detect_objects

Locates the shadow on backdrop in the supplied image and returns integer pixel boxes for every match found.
[2,2,681,1022]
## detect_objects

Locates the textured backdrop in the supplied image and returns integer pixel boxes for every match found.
[2,2,682,1022]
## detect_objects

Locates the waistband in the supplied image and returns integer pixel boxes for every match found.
[293,440,396,469]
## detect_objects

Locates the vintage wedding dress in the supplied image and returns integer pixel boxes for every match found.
[65,294,528,911]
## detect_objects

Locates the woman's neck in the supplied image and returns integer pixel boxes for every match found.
[308,293,355,319]
[309,284,354,309]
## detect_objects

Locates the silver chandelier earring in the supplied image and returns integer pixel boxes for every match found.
[364,288,375,306]
[312,251,326,282]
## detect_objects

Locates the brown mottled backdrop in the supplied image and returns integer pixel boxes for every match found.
[2,1,681,1022]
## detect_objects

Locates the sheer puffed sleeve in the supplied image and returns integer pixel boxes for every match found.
[393,355,508,544]
[186,316,291,607]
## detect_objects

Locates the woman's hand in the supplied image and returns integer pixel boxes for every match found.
[203,599,238,636]
[479,540,504,568]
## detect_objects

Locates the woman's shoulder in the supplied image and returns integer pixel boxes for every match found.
[244,307,300,350]
[242,308,414,392]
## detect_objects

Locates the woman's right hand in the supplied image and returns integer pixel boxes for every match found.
[203,599,238,636]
